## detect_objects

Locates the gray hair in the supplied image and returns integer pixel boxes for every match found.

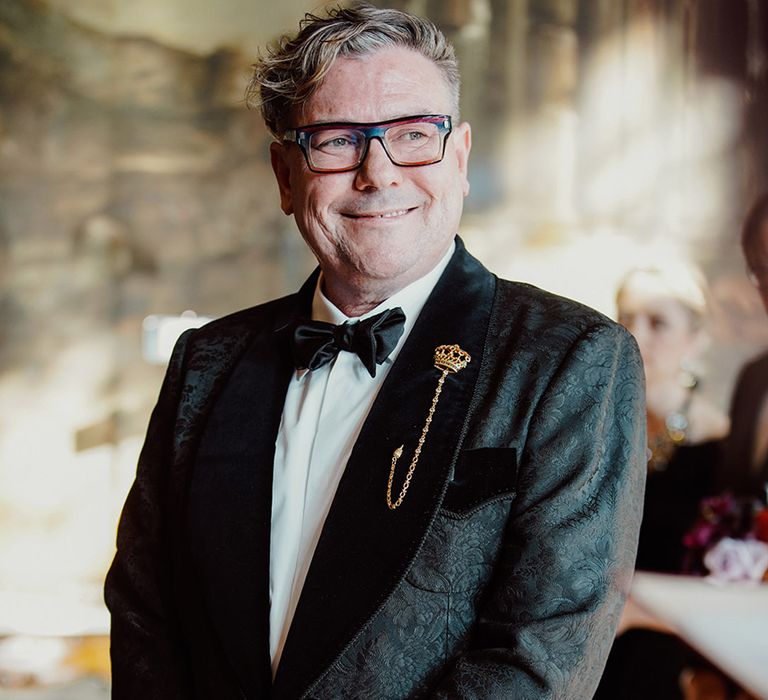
[246,3,460,139]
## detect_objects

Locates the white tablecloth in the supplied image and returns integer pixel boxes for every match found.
[632,572,768,700]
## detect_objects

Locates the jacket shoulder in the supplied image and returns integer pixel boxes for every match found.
[189,293,299,346]
[493,278,631,350]
[159,293,300,380]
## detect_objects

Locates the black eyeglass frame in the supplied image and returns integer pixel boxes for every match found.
[282,114,453,173]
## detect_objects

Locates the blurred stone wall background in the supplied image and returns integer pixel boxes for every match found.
[0,0,317,622]
[0,0,767,637]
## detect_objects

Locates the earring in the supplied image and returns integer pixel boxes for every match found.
[678,358,698,390]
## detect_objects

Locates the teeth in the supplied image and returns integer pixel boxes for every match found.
[379,210,408,218]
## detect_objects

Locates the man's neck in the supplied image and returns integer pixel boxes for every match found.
[319,241,457,318]
[320,276,409,318]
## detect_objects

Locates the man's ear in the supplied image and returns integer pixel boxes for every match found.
[453,121,472,197]
[270,141,294,215]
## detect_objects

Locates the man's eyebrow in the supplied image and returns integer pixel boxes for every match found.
[298,113,444,128]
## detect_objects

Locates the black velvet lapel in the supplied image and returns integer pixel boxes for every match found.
[272,240,496,699]
[184,274,318,698]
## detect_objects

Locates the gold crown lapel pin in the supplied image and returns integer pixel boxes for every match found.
[386,344,471,510]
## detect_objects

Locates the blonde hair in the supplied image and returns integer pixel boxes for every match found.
[246,3,460,139]
[616,261,710,330]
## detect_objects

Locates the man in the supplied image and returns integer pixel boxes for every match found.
[720,191,768,499]
[105,5,646,699]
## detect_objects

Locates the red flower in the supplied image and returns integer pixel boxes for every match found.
[682,493,768,575]
[755,509,768,543]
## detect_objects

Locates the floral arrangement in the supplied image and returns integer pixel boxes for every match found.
[683,493,768,583]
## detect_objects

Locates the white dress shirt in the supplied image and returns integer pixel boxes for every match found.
[268,242,455,674]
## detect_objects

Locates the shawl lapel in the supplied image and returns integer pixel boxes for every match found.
[182,275,317,698]
[272,240,496,699]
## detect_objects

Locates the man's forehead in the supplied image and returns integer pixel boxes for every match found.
[294,47,454,126]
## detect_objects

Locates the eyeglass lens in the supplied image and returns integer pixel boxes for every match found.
[308,120,443,170]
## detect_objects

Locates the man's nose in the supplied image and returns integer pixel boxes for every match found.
[353,138,403,190]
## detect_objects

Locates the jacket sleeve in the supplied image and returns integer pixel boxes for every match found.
[104,330,194,699]
[429,322,647,699]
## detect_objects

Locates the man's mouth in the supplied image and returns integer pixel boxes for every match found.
[342,207,416,220]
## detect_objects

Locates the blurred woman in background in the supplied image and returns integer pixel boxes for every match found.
[595,261,729,700]
[619,263,729,572]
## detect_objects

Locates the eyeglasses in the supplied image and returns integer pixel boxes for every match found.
[283,114,453,173]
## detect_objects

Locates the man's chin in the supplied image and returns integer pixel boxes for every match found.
[355,262,415,285]
[340,254,420,290]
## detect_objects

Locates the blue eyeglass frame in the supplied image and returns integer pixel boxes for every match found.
[282,114,453,173]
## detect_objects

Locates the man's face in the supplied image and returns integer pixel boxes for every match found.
[270,46,471,304]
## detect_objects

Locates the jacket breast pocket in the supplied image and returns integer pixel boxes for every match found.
[441,447,517,517]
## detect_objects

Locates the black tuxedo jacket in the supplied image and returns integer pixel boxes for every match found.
[718,350,768,496]
[105,240,646,699]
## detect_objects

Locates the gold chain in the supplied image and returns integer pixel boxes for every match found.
[386,370,448,510]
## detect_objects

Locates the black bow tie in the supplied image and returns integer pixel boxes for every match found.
[289,307,406,378]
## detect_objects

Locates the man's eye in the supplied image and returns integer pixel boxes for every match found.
[393,129,429,142]
[315,134,359,150]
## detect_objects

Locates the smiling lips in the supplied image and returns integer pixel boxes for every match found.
[343,207,416,219]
